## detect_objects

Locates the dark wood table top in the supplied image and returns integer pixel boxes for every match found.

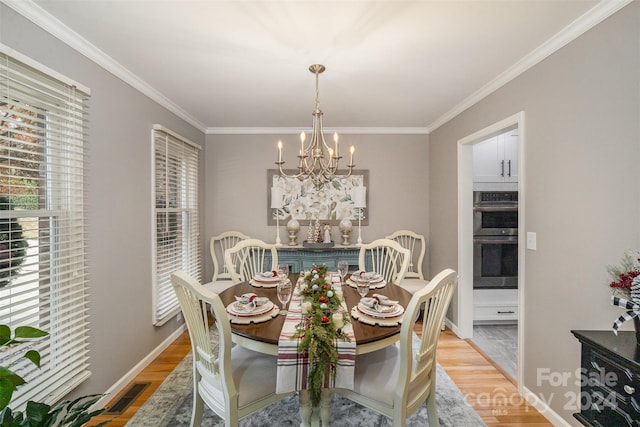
[218,274,413,351]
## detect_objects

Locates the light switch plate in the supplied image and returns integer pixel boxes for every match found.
[526,232,537,250]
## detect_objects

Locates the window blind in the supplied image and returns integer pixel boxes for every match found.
[152,125,201,326]
[0,49,91,408]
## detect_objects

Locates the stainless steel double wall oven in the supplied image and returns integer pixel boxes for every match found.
[473,191,518,289]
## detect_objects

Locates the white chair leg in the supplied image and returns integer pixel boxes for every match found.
[426,390,440,427]
[191,390,204,427]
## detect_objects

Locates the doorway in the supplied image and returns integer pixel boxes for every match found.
[456,112,525,388]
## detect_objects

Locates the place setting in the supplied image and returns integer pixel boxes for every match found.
[249,270,282,287]
[225,292,280,324]
[350,290,405,327]
[228,264,294,324]
[346,270,386,289]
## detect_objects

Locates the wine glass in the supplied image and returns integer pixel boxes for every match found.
[356,277,370,300]
[337,260,349,285]
[277,279,292,316]
[277,264,289,283]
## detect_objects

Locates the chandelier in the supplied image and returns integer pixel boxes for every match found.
[275,64,356,190]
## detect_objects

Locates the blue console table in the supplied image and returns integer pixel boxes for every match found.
[268,245,361,273]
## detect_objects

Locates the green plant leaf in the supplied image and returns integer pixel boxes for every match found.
[0,367,26,387]
[0,325,10,346]
[67,394,103,412]
[0,378,16,411]
[63,394,106,423]
[0,368,26,411]
[22,350,41,369]
[0,406,22,426]
[14,326,48,340]
[25,400,53,426]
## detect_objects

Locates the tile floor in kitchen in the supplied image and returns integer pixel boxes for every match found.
[472,324,517,380]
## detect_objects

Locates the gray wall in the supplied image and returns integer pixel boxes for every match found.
[204,133,430,281]
[429,3,639,423]
[5,1,639,424]
[1,5,205,399]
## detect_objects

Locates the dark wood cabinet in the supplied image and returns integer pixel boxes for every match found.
[571,330,640,426]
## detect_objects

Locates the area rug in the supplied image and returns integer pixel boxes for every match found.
[126,333,486,426]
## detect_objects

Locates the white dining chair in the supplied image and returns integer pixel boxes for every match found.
[171,271,292,427]
[335,268,457,427]
[206,231,251,294]
[224,238,278,283]
[385,230,430,295]
[358,238,410,285]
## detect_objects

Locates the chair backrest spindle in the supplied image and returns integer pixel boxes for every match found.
[358,238,410,285]
[225,238,278,283]
[210,231,251,282]
[386,230,427,280]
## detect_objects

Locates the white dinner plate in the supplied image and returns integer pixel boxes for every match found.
[350,272,384,284]
[252,273,280,283]
[227,300,274,317]
[357,302,404,319]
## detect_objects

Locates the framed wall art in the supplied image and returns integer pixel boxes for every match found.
[267,169,369,226]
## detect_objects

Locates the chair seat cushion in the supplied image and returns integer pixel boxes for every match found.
[203,279,236,295]
[397,279,429,295]
[231,346,280,407]
[199,346,279,409]
[351,344,401,407]
[349,333,424,407]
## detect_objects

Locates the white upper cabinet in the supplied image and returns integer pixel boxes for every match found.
[473,130,518,183]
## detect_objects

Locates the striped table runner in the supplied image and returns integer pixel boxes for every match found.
[276,273,356,394]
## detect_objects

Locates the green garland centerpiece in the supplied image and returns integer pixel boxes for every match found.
[293,264,350,406]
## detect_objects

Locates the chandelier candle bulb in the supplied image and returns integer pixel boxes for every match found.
[350,145,354,166]
[277,140,282,163]
[334,132,339,157]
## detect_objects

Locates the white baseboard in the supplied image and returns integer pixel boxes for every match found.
[95,325,186,409]
[522,385,572,427]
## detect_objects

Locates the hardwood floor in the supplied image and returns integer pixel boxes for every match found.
[438,330,551,426]
[90,332,191,427]
[90,328,552,426]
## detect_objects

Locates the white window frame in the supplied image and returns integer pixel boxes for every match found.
[151,125,201,326]
[0,44,91,408]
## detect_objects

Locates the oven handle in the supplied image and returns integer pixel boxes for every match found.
[473,206,518,212]
[473,237,518,244]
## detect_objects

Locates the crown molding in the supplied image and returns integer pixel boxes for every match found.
[428,0,634,132]
[2,0,207,133]
[205,126,430,135]
[4,0,630,136]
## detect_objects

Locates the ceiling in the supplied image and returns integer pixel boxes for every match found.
[17,1,612,133]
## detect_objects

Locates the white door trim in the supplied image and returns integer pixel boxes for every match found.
[457,111,525,389]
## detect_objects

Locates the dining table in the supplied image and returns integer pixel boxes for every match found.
[217,273,413,356]
[216,272,413,427]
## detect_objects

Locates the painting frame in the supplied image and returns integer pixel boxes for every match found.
[267,169,369,226]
